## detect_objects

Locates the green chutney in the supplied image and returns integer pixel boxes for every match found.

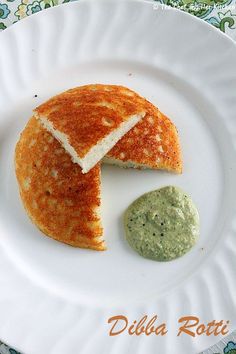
[124,186,199,261]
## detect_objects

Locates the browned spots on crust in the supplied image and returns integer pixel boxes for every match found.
[15,117,105,250]
[106,100,182,174]
[34,84,146,159]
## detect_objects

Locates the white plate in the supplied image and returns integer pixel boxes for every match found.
[0,0,236,353]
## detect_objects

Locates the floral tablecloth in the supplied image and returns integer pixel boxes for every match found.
[0,0,236,353]
[0,0,236,40]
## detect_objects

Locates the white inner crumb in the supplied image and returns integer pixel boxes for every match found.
[102,156,157,169]
[36,111,145,173]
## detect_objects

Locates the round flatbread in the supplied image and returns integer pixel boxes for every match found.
[15,117,105,250]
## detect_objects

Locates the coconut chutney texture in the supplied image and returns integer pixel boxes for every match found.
[124,186,199,261]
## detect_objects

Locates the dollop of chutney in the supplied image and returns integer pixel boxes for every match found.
[124,186,199,261]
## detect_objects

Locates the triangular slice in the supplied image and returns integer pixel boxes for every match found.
[34,84,145,173]
[104,98,182,173]
[15,117,105,250]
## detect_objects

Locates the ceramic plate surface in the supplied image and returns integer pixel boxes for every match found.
[0,0,236,353]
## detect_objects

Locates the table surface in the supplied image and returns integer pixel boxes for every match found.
[0,0,235,353]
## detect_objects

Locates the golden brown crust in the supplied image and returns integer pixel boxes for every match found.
[106,99,182,174]
[15,117,105,250]
[34,84,146,158]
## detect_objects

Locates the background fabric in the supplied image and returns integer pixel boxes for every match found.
[0,0,236,40]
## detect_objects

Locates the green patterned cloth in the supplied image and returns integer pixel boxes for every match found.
[0,0,236,39]
[0,0,235,353]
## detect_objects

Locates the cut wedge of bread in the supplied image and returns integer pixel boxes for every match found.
[34,84,145,173]
[104,98,182,173]
[15,117,105,250]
